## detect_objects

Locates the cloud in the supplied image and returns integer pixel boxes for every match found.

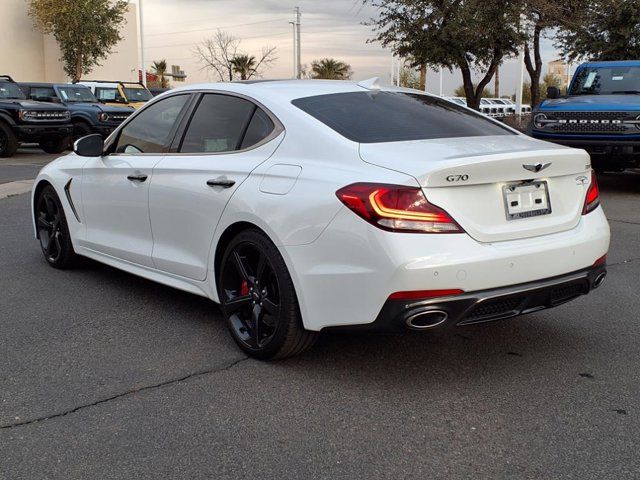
[143,0,564,96]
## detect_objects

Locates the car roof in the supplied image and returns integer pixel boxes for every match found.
[19,82,91,88]
[580,60,640,68]
[169,79,436,103]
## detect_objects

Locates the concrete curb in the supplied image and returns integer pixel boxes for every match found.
[0,180,34,200]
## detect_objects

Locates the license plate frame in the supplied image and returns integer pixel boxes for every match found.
[502,181,552,220]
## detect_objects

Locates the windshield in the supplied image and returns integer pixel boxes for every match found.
[569,65,640,95]
[0,81,26,100]
[123,87,152,102]
[292,91,513,143]
[57,86,98,103]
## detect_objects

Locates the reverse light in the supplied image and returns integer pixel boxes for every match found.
[389,289,465,300]
[336,183,464,233]
[582,170,600,215]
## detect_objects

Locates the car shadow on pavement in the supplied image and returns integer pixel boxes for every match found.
[70,255,600,389]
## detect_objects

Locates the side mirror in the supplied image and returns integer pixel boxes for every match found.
[74,134,104,157]
[547,86,561,99]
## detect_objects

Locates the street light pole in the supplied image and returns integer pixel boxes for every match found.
[139,0,146,86]
[295,7,301,79]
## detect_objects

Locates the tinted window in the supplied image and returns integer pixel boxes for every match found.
[180,94,255,153]
[116,94,189,154]
[30,87,56,99]
[292,92,513,143]
[0,81,25,99]
[241,108,275,149]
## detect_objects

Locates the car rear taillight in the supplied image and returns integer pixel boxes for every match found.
[336,183,464,233]
[582,171,600,215]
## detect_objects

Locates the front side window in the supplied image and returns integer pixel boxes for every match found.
[180,94,259,153]
[292,92,513,143]
[96,87,124,102]
[115,94,190,154]
[569,65,640,95]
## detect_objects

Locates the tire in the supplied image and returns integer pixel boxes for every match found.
[39,136,71,154]
[72,122,93,143]
[218,229,318,360]
[0,122,19,158]
[35,185,78,269]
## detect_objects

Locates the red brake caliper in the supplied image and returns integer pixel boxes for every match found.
[240,280,249,296]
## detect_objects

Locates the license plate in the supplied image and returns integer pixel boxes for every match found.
[503,181,552,220]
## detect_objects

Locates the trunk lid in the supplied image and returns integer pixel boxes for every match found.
[359,135,592,243]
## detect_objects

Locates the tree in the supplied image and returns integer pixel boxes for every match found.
[399,65,421,89]
[454,84,492,99]
[516,74,563,105]
[310,58,353,80]
[555,0,640,61]
[521,0,577,108]
[28,0,128,82]
[367,0,525,110]
[151,60,169,88]
[194,30,277,82]
[230,54,257,81]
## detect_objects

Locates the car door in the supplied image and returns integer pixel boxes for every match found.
[149,93,283,280]
[80,93,192,267]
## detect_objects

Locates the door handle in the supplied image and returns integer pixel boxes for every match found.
[207,179,236,188]
[127,174,148,182]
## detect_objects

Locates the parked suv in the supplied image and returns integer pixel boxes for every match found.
[0,75,72,157]
[19,82,134,142]
[531,60,640,172]
[75,80,153,109]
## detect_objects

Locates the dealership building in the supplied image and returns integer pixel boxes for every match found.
[1,0,141,83]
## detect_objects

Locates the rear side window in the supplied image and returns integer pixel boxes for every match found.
[180,94,266,153]
[240,108,275,150]
[292,92,514,143]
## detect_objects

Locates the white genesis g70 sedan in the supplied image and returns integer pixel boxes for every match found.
[31,79,610,359]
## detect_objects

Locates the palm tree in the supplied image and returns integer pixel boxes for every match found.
[231,54,257,80]
[151,59,169,88]
[310,58,353,80]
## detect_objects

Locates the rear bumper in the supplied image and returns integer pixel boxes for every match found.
[13,124,73,142]
[531,133,640,166]
[346,264,607,333]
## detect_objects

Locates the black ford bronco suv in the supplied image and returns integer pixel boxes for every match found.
[0,75,72,157]
[19,82,134,142]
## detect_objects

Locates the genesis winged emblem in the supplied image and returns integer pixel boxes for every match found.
[523,162,552,173]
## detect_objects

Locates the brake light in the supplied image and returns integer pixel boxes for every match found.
[389,289,464,300]
[593,254,607,266]
[336,183,464,233]
[582,171,600,215]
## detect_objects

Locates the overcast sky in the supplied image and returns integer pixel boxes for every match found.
[138,0,564,96]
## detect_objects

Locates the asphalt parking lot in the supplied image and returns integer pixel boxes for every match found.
[1,150,639,479]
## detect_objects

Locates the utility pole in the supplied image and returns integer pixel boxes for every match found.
[515,46,525,117]
[138,0,146,86]
[295,7,301,79]
[289,19,296,79]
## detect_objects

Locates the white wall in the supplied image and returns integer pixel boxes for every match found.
[0,0,139,83]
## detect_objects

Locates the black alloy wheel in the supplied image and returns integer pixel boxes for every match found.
[219,229,317,359]
[35,185,77,268]
[0,122,18,158]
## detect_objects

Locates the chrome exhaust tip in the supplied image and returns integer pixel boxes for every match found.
[405,310,448,330]
[593,272,607,289]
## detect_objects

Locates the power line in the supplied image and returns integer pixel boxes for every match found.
[145,18,289,37]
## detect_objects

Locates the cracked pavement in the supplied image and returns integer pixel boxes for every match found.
[1,154,639,478]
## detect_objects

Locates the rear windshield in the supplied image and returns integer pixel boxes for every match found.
[292,92,513,143]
